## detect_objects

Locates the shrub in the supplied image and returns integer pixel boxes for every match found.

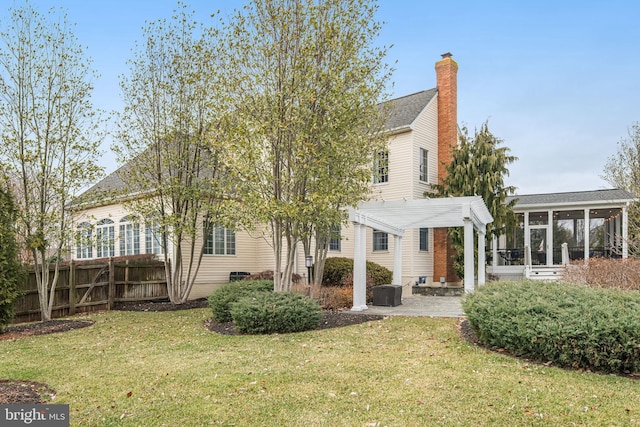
[563,258,640,291]
[0,188,23,332]
[322,257,353,286]
[230,292,322,334]
[322,257,392,287]
[340,273,379,303]
[365,261,393,286]
[208,280,273,323]
[463,281,640,374]
[318,285,353,310]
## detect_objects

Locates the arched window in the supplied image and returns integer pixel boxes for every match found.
[76,222,93,259]
[119,216,140,256]
[96,218,115,258]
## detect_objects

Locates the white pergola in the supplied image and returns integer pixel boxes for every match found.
[348,196,494,311]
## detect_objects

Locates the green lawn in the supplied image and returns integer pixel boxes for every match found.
[2,308,640,426]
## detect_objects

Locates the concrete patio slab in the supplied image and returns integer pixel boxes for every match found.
[350,295,465,318]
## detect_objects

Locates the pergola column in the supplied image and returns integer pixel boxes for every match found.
[478,227,486,286]
[393,235,403,285]
[463,218,474,293]
[352,223,368,311]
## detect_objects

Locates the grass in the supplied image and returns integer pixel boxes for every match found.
[2,309,640,426]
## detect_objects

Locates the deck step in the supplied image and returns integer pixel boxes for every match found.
[412,285,464,296]
[526,266,565,281]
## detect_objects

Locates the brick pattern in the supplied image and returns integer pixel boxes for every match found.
[433,55,459,284]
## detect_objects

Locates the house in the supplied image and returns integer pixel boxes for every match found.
[71,53,634,303]
[71,53,464,300]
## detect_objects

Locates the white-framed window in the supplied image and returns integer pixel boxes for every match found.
[96,218,115,258]
[329,224,341,252]
[76,222,93,259]
[373,150,389,184]
[204,224,236,255]
[145,222,164,255]
[419,227,429,251]
[372,229,388,251]
[119,216,140,256]
[419,148,428,182]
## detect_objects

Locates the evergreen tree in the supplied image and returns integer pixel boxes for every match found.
[0,186,23,332]
[435,122,517,277]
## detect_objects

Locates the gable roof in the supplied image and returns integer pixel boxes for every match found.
[382,88,437,133]
[70,157,150,208]
[78,89,439,204]
[508,189,635,209]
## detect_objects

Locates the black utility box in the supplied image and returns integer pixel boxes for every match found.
[372,285,402,307]
[229,271,251,282]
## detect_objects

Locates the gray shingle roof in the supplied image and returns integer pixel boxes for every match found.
[382,88,437,131]
[71,158,145,207]
[507,189,635,207]
[79,89,439,203]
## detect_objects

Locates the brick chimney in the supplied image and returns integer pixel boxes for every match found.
[435,52,458,181]
[433,52,459,285]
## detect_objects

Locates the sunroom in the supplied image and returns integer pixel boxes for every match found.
[487,189,635,281]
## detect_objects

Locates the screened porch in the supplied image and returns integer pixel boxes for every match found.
[487,189,634,280]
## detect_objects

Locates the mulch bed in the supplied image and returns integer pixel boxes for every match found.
[112,298,387,334]
[0,380,57,404]
[0,319,95,342]
[204,311,386,335]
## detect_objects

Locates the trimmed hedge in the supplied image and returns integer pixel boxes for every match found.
[230,292,322,334]
[208,280,273,323]
[463,281,640,374]
[322,257,392,287]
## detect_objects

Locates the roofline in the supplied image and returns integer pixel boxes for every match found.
[509,189,636,210]
[513,199,632,211]
[69,188,156,211]
[382,88,437,136]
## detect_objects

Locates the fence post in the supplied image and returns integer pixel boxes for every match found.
[125,259,129,288]
[69,260,76,316]
[166,258,171,300]
[108,257,115,310]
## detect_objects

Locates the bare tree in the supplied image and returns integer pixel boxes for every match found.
[0,3,105,321]
[219,0,391,291]
[602,122,640,256]
[116,4,235,303]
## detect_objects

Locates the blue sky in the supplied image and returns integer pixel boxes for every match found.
[2,0,639,195]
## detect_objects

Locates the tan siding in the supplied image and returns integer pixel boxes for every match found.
[413,97,439,199]
[189,227,263,299]
[370,131,413,201]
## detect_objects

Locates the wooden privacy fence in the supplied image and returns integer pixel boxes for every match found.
[14,257,169,323]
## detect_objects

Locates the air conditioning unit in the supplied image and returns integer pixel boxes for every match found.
[372,285,402,307]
